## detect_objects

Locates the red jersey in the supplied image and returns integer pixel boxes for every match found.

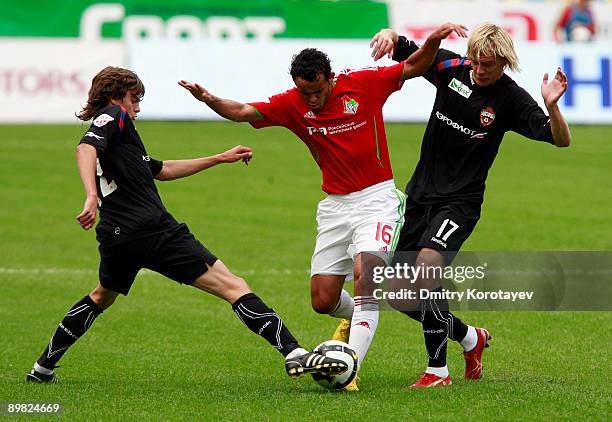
[249,62,405,194]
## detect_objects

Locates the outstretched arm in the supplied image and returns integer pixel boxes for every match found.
[399,23,467,80]
[178,80,263,123]
[542,68,571,147]
[75,143,98,230]
[156,145,253,181]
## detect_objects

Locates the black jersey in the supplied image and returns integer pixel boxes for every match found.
[79,105,178,244]
[393,37,554,205]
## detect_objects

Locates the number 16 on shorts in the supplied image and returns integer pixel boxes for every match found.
[375,222,393,245]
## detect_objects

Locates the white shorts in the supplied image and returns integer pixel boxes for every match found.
[310,180,407,277]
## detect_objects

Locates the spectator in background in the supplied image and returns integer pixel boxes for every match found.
[555,0,596,42]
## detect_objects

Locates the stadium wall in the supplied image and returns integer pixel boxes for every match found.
[0,0,611,124]
[387,0,612,43]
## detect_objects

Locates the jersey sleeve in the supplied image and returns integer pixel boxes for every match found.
[507,86,554,144]
[78,106,124,156]
[371,63,406,104]
[248,91,292,129]
[392,36,460,86]
[341,64,405,106]
[148,158,163,177]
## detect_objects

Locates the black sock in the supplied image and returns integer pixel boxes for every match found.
[420,287,471,367]
[37,295,103,370]
[402,308,468,342]
[232,293,299,357]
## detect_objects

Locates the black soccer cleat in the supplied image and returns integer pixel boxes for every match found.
[26,369,59,384]
[285,351,348,379]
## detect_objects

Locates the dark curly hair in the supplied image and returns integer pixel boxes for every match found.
[289,48,332,82]
[77,66,145,121]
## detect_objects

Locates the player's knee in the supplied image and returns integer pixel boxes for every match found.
[190,262,251,303]
[311,294,336,314]
[89,290,116,310]
[414,250,444,291]
[229,275,250,292]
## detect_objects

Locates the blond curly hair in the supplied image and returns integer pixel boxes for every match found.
[467,23,520,72]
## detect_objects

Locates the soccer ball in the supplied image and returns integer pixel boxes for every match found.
[311,340,358,390]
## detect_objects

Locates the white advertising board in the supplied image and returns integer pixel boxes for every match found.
[0,40,124,123]
[128,39,611,124]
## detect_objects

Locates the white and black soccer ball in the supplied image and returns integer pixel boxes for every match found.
[311,340,358,390]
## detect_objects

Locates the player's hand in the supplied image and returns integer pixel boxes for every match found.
[541,67,568,108]
[370,28,399,61]
[428,23,468,41]
[178,80,213,103]
[77,195,98,230]
[219,145,253,165]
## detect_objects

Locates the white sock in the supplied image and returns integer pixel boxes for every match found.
[285,347,308,360]
[426,365,449,379]
[349,296,379,366]
[330,289,355,320]
[460,326,478,352]
[34,362,53,375]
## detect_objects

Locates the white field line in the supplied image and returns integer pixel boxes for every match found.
[0,267,311,277]
[1,267,610,278]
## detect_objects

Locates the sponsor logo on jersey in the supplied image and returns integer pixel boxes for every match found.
[93,113,114,127]
[307,126,328,135]
[142,155,150,161]
[84,131,104,140]
[307,120,367,136]
[304,110,316,119]
[342,95,359,114]
[436,111,487,140]
[448,78,472,99]
[480,106,496,127]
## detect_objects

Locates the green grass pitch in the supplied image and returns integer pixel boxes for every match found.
[1,122,610,420]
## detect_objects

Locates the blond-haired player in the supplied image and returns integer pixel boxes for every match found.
[368,23,570,388]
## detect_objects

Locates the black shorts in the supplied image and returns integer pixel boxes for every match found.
[395,197,481,265]
[98,223,218,295]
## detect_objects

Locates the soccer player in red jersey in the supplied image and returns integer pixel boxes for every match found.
[180,23,467,390]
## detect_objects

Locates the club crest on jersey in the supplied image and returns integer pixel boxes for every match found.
[480,107,496,127]
[93,114,114,127]
[342,95,359,114]
[304,110,316,119]
[448,78,472,99]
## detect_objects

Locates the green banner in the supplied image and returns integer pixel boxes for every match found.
[0,0,388,39]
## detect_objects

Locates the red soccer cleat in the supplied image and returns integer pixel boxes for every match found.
[410,372,452,388]
[463,327,491,380]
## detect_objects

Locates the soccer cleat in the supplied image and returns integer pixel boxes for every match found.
[343,374,360,392]
[332,319,351,343]
[285,351,348,379]
[410,372,452,388]
[26,369,59,384]
[464,327,491,380]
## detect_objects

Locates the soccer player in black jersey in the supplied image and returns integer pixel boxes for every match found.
[369,23,571,387]
[26,66,347,384]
